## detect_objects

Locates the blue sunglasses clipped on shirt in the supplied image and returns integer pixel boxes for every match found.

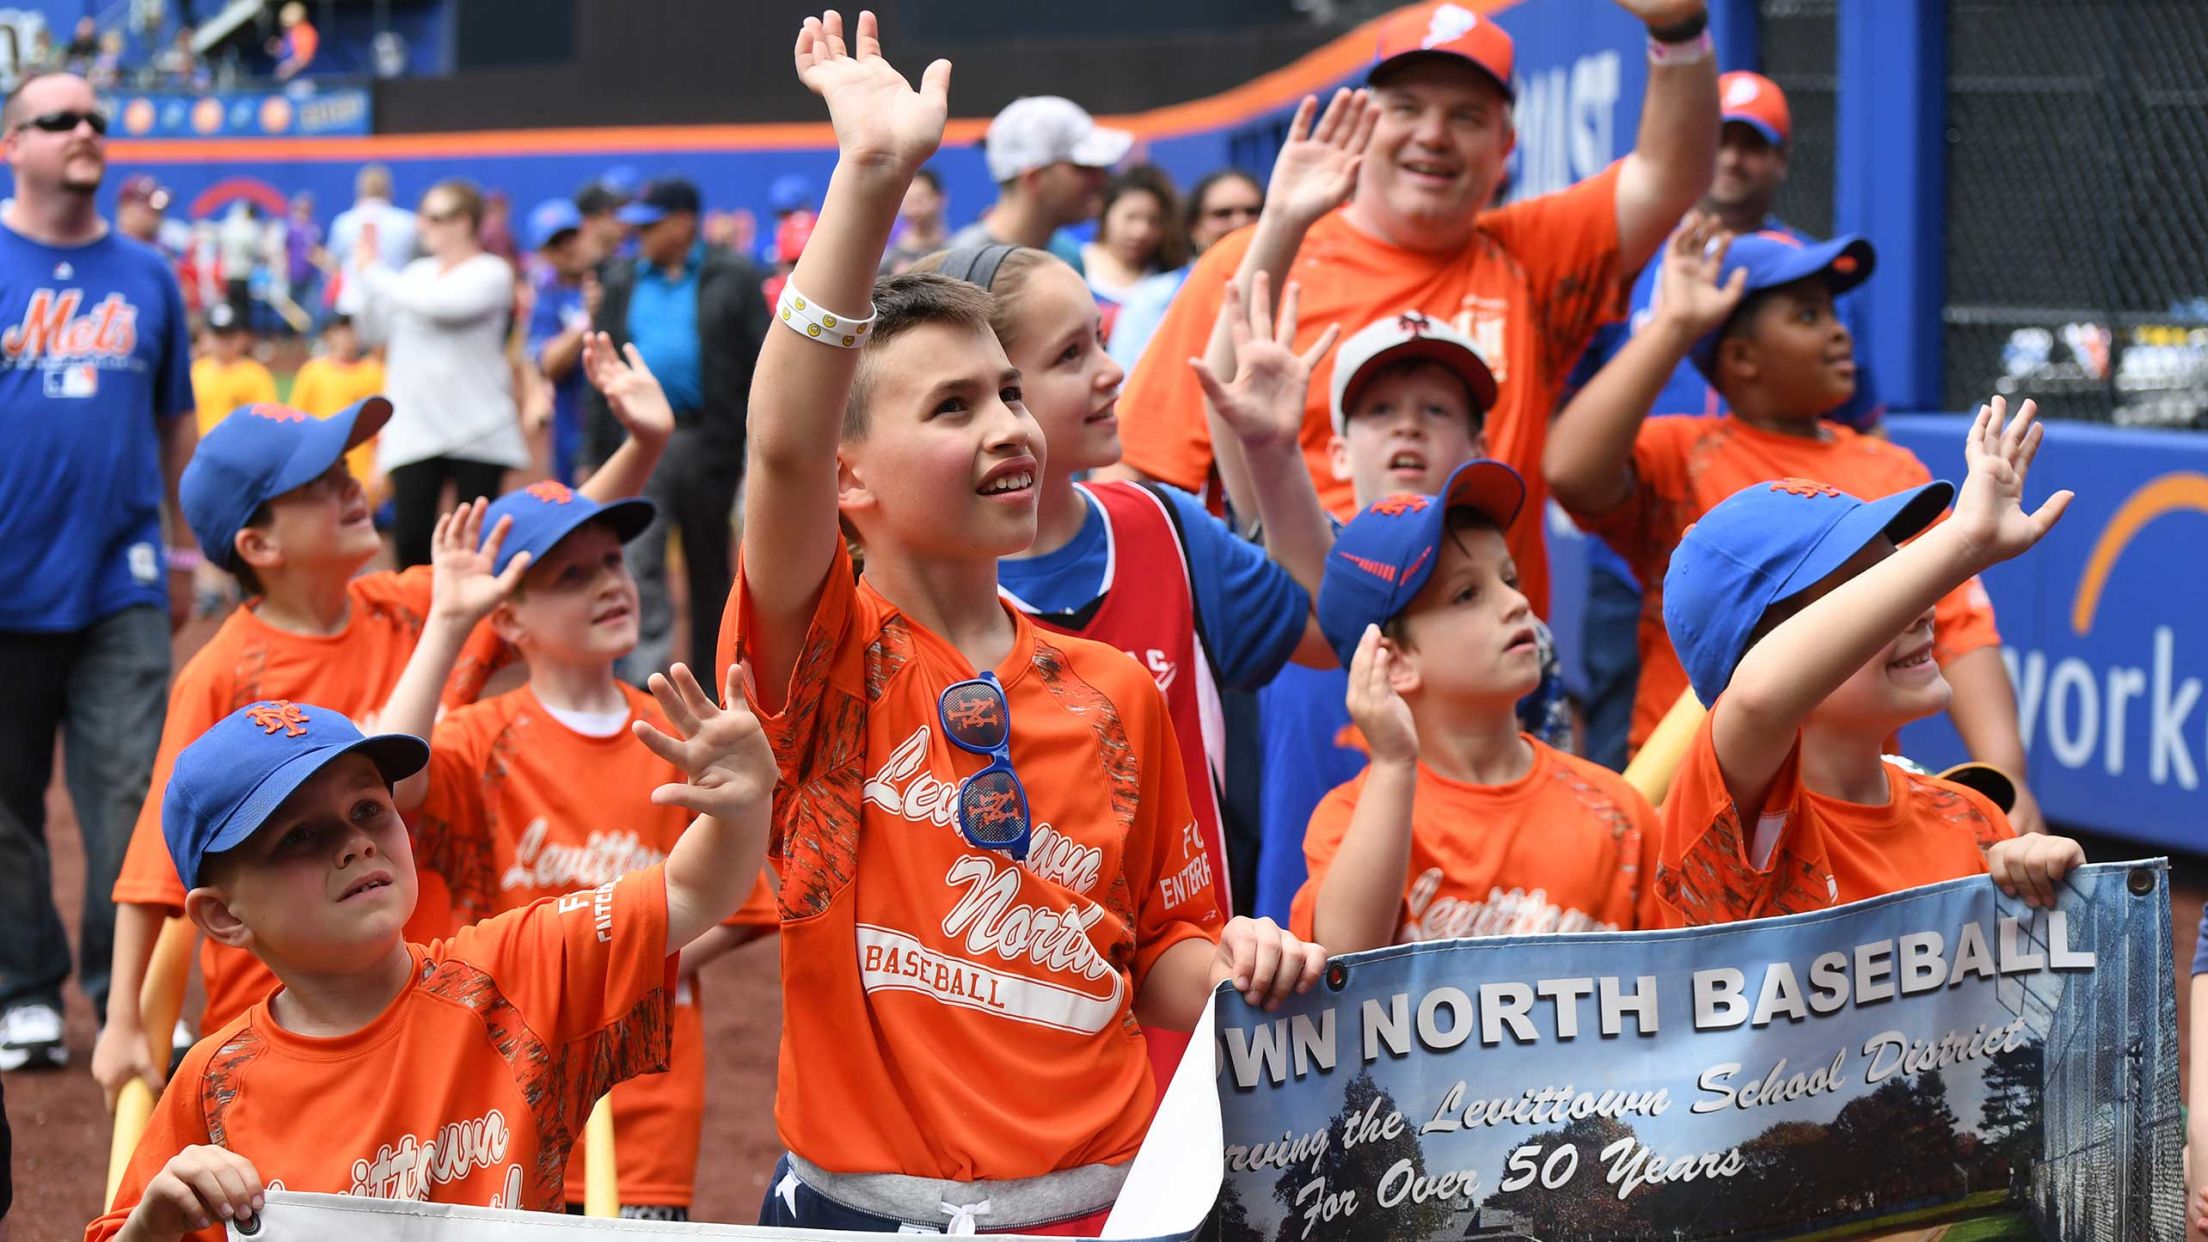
[936,671,1032,861]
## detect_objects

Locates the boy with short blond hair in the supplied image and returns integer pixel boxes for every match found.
[1655,399,2084,924]
[87,654,772,1241]
[1289,460,1661,951]
[723,13,1323,1232]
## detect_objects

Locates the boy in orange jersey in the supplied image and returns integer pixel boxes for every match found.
[1546,218,2044,832]
[1290,460,1661,952]
[377,386,775,1220]
[287,314,387,504]
[1654,398,2084,925]
[725,14,1324,1232]
[93,334,670,1108]
[88,656,775,1242]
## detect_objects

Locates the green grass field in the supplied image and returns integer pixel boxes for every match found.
[1788,1190,2037,1241]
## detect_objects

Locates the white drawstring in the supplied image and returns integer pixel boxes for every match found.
[939,1198,994,1235]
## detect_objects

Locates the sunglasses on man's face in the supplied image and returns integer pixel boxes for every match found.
[16,109,106,136]
[937,671,1032,861]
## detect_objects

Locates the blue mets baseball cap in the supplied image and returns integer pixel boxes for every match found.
[181,398,391,571]
[1689,231,1877,381]
[769,173,813,215]
[480,480,655,576]
[163,700,427,889]
[1662,476,1954,707]
[526,197,584,251]
[1316,459,1526,667]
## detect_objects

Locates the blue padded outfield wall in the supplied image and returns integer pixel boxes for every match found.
[62,0,2200,849]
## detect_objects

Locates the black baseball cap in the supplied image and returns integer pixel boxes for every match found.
[574,182,626,217]
[618,178,702,227]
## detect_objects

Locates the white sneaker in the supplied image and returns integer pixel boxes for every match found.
[0,1002,66,1071]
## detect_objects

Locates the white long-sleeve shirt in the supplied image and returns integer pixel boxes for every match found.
[358,253,526,471]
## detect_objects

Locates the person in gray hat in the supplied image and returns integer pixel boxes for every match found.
[946,95,1132,273]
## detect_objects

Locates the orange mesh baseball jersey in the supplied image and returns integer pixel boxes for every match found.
[89,867,676,1242]
[719,542,1222,1181]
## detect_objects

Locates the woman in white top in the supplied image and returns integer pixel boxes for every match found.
[355,179,525,567]
[1078,165,1186,331]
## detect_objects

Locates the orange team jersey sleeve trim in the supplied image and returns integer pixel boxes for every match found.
[89,868,676,1242]
[1289,739,1661,942]
[1657,708,2016,927]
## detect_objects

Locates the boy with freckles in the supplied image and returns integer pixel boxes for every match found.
[722,12,1324,1232]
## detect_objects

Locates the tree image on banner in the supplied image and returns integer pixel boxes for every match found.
[1268,1071,1455,1241]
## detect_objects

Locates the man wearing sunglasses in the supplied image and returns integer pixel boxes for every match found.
[0,73,196,1075]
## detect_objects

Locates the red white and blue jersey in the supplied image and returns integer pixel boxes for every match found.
[0,221,192,631]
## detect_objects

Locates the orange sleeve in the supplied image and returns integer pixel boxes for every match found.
[1114,232,1252,492]
[113,650,236,909]
[1475,162,1629,385]
[1933,573,2001,665]
[445,865,678,1130]
[1568,418,1693,584]
[1657,709,1821,926]
[1124,676,1224,989]
[414,708,498,924]
[1286,779,1360,941]
[726,543,859,857]
[85,1044,224,1242]
[374,566,514,707]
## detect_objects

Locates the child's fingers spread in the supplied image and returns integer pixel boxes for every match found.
[1248,271,1275,339]
[1300,322,1342,370]
[646,671,701,733]
[1275,280,1302,343]
[1287,93,1317,142]
[670,660,721,717]
[854,7,880,57]
[492,550,531,593]
[633,722,689,766]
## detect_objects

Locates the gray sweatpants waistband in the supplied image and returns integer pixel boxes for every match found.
[786,1152,1128,1231]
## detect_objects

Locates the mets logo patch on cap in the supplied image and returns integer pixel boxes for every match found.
[245,700,310,737]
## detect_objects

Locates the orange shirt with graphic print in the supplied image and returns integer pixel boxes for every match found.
[717,543,1222,1182]
[415,682,775,1208]
[111,567,510,1030]
[1563,415,2001,754]
[1290,738,1662,942]
[1658,711,2015,926]
[1118,164,1630,618]
[88,867,676,1242]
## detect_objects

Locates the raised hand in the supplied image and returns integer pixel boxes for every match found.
[1651,212,1745,337]
[1951,396,2073,568]
[634,662,779,822]
[1344,624,1418,766]
[1266,88,1377,228]
[429,498,530,625]
[1188,271,1339,453]
[794,10,950,172]
[583,330,675,443]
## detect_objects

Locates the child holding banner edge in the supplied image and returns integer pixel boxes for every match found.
[1655,396,2086,925]
[722,11,1324,1233]
[1287,459,1663,952]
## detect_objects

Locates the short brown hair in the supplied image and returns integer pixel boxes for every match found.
[844,271,998,440]
[422,179,484,229]
[907,246,1054,354]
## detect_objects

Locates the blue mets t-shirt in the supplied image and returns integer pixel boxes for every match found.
[0,223,193,631]
[995,484,1308,692]
[1570,215,1884,432]
[527,267,588,485]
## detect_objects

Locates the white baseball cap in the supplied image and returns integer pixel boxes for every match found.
[1329,311,1499,433]
[984,96,1135,183]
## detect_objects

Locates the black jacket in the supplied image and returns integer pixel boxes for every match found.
[584,243,769,471]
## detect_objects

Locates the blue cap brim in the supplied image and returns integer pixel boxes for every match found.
[266,397,391,499]
[1723,115,1784,148]
[191,732,428,885]
[615,204,667,226]
[1767,479,1954,605]
[495,496,657,576]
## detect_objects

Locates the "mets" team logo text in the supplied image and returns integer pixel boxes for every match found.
[3,289,138,358]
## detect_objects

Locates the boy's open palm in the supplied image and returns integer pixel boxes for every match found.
[429,498,529,624]
[1267,89,1377,227]
[1655,212,1745,335]
[1345,624,1417,765]
[795,10,949,170]
[1189,271,1338,453]
[583,331,675,441]
[635,662,778,822]
[1953,396,2072,567]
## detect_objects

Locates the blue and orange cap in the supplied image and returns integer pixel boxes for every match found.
[479,480,655,576]
[1662,476,1954,707]
[1369,1,1515,100]
[1719,71,1791,148]
[163,701,426,889]
[1316,459,1526,667]
[180,397,391,571]
[1690,231,1877,382]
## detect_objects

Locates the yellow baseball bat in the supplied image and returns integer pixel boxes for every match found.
[583,1095,618,1217]
[1623,687,1706,806]
[107,917,197,1207]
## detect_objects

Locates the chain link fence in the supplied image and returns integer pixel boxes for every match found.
[1756,0,1837,239]
[1945,0,2208,425]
